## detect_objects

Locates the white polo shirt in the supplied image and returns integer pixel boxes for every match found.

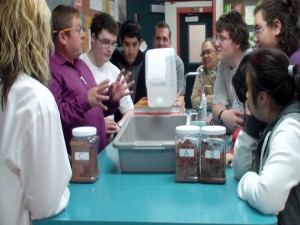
[80,53,134,115]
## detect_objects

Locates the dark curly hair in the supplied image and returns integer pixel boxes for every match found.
[254,0,300,57]
[90,12,118,37]
[120,20,142,42]
[216,10,250,51]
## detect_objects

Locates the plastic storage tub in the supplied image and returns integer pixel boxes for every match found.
[113,115,188,172]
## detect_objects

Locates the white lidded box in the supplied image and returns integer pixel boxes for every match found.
[113,115,188,172]
[145,48,177,108]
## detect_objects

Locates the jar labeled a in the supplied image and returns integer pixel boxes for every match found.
[70,126,99,183]
[175,125,200,183]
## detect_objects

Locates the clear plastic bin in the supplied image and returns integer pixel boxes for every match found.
[113,115,188,172]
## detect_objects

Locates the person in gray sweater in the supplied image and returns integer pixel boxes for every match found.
[210,10,252,134]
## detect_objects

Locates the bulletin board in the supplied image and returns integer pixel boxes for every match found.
[74,0,115,53]
[46,0,73,11]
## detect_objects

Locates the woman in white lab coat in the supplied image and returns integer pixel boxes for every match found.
[0,0,72,224]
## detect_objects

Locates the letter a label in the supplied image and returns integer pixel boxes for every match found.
[179,149,195,157]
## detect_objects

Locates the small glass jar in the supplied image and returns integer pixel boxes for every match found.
[70,127,99,183]
[175,125,200,183]
[199,126,226,184]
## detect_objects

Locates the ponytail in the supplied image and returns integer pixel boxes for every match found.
[291,64,300,101]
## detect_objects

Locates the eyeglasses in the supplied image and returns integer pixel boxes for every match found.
[215,35,231,43]
[253,25,268,36]
[52,26,84,35]
[200,49,216,57]
[97,38,118,49]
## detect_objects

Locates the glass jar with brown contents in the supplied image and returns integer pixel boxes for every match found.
[199,126,226,184]
[175,125,200,183]
[70,127,99,183]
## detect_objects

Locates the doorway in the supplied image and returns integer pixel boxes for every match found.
[177,9,213,108]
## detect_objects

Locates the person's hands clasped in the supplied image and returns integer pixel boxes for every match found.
[222,109,244,133]
[105,117,120,135]
[107,68,135,103]
[87,79,110,110]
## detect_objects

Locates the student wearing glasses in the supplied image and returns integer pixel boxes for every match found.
[80,13,135,138]
[190,38,219,110]
[211,10,252,134]
[253,0,300,64]
[227,0,299,166]
[50,5,134,153]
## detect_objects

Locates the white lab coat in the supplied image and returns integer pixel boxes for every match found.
[0,73,72,225]
[234,118,300,215]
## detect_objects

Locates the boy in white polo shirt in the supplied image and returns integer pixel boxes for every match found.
[80,12,134,136]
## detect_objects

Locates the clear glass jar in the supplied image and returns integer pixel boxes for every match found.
[199,126,226,184]
[175,125,200,183]
[70,127,99,183]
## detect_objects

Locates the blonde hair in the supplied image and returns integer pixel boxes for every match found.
[0,0,54,108]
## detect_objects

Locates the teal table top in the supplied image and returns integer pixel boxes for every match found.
[33,144,277,225]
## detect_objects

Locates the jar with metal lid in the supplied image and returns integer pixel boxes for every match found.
[199,126,226,184]
[70,126,99,183]
[175,125,200,183]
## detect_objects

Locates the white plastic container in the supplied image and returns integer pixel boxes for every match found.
[145,48,177,108]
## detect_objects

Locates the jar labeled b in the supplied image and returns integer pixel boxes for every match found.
[199,126,226,184]
[175,125,200,183]
[70,126,99,183]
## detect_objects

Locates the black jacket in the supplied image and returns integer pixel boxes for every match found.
[110,49,147,104]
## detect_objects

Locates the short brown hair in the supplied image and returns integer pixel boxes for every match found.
[154,21,171,39]
[90,12,118,38]
[216,10,250,51]
[51,5,80,42]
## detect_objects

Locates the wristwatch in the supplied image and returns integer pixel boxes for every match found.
[217,109,226,125]
[209,109,226,125]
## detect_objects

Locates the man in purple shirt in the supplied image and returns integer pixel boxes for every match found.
[50,5,134,153]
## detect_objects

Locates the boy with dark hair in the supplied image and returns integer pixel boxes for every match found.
[110,20,147,104]
[211,10,252,134]
[90,11,119,37]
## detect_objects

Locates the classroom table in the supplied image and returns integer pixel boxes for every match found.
[33,143,277,225]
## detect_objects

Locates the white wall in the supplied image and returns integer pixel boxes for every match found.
[165,1,216,53]
[116,0,127,23]
[216,0,224,23]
